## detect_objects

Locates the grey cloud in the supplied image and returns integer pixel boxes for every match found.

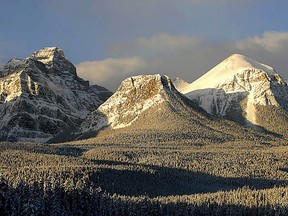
[235,32,288,74]
[236,32,288,52]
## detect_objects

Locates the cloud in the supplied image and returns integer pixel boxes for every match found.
[77,31,288,91]
[235,32,288,73]
[76,57,147,91]
[109,34,236,84]
[236,31,288,52]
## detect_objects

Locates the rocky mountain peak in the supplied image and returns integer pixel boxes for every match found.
[80,74,182,132]
[117,74,174,98]
[30,47,65,64]
[104,74,176,109]
[30,47,76,76]
[0,47,112,142]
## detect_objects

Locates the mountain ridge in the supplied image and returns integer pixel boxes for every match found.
[77,74,275,145]
[1,49,287,143]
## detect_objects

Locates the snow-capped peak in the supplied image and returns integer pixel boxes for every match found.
[223,54,275,74]
[181,53,288,137]
[181,54,276,94]
[29,47,77,76]
[30,47,65,65]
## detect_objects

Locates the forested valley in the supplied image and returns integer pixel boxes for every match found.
[1,128,288,215]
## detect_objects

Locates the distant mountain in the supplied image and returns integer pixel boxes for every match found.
[79,74,270,143]
[181,54,288,137]
[172,77,189,92]
[0,47,112,142]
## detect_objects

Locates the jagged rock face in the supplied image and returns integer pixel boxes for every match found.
[181,54,288,136]
[0,47,112,142]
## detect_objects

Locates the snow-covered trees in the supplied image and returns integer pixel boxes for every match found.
[0,135,288,215]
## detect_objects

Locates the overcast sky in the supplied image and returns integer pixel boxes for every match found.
[1,0,288,91]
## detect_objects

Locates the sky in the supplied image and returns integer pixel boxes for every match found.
[1,0,288,91]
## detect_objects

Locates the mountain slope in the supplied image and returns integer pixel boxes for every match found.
[0,47,112,142]
[79,74,273,144]
[181,54,288,137]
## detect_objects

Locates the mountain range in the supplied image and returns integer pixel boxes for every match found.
[0,48,287,143]
[78,73,273,145]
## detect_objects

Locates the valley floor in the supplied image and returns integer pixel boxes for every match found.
[1,131,288,215]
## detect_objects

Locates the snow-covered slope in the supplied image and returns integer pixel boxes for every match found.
[182,54,288,136]
[0,47,112,142]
